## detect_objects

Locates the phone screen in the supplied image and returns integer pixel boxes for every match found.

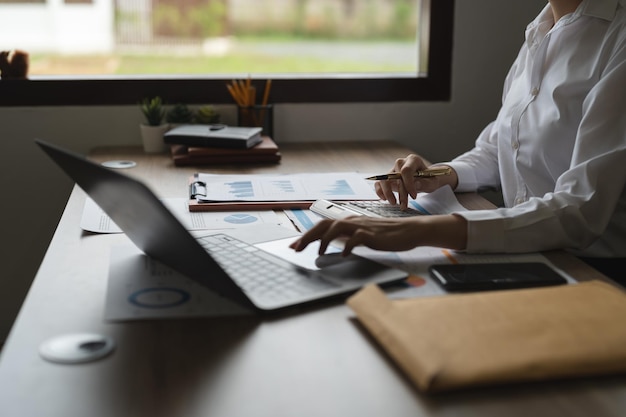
[428,262,568,291]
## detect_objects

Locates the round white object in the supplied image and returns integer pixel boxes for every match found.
[39,333,115,364]
[101,160,137,169]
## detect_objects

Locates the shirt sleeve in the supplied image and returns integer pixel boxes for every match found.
[457,32,626,255]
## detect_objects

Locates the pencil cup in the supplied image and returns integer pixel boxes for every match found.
[238,105,273,139]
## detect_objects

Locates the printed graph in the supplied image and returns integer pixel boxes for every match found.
[322,179,355,196]
[225,181,254,198]
[224,213,258,224]
[270,180,296,193]
[196,172,379,202]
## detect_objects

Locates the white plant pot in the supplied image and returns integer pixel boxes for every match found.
[140,124,170,153]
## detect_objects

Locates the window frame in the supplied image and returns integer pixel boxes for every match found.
[0,0,454,106]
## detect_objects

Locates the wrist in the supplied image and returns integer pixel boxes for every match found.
[429,164,458,190]
[411,214,467,250]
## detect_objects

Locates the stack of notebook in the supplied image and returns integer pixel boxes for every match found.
[170,136,281,166]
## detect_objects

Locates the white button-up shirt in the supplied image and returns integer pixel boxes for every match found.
[448,0,626,257]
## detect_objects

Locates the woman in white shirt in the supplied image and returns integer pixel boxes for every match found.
[291,0,626,282]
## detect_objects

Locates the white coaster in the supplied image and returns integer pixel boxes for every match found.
[39,333,115,364]
[101,160,136,169]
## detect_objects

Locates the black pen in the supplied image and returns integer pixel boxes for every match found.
[366,166,451,181]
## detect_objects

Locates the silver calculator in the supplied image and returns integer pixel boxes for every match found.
[310,199,425,220]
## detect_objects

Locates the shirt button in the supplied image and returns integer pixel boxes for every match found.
[515,198,524,205]
[512,142,519,150]
[531,87,540,96]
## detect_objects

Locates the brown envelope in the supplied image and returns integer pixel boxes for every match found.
[347,280,626,393]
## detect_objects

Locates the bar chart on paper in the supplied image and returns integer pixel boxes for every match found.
[195,172,379,202]
[227,181,255,198]
[309,179,354,196]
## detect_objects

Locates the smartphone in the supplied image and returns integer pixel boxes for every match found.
[428,262,568,292]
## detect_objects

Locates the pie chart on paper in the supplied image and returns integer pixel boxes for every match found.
[224,213,259,224]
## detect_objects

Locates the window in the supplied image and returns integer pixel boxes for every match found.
[0,0,454,105]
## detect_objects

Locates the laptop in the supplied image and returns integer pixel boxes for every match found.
[36,139,408,312]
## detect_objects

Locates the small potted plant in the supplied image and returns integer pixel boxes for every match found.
[195,105,221,125]
[140,96,169,153]
[166,103,194,127]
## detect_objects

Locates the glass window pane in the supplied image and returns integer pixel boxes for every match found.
[4,0,425,77]
[0,0,453,105]
[0,0,44,3]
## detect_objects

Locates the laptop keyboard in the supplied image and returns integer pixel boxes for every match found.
[346,201,423,217]
[197,233,337,304]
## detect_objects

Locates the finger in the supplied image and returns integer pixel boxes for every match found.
[374,181,385,200]
[394,157,407,172]
[343,227,386,255]
[384,181,399,204]
[400,168,418,200]
[374,180,394,202]
[290,219,334,252]
[377,179,398,204]
[400,154,425,199]
[397,179,409,209]
[403,177,423,201]
[342,228,370,255]
[317,218,359,255]
[405,154,426,169]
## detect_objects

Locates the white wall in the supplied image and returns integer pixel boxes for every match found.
[0,0,547,343]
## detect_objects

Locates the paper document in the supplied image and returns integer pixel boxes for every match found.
[193,172,379,202]
[105,245,251,321]
[81,197,281,233]
[284,208,325,232]
[408,185,467,214]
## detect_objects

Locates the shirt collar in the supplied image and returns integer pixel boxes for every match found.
[525,4,556,47]
[580,0,621,21]
[525,0,621,47]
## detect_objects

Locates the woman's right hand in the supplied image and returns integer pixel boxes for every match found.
[374,154,458,209]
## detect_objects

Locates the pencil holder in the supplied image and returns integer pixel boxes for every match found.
[238,104,273,139]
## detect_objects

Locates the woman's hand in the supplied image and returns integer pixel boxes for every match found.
[290,214,468,257]
[375,154,458,209]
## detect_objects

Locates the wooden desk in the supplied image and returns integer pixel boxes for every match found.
[0,142,623,417]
